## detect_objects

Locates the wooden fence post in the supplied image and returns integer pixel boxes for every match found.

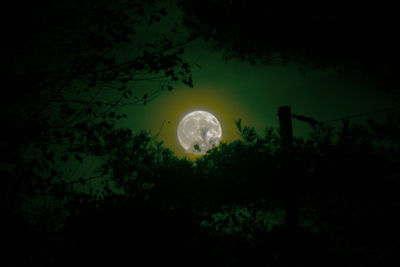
[278,106,299,233]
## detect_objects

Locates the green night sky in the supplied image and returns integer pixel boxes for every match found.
[119,38,396,157]
[88,1,397,158]
[4,1,400,265]
[7,1,397,159]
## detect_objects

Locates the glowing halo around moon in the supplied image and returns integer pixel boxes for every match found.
[177,110,222,155]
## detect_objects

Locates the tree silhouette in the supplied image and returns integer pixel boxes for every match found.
[3,1,400,266]
[2,0,195,233]
[5,112,400,266]
[178,0,400,95]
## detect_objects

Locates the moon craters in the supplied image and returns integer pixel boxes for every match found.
[177,110,222,155]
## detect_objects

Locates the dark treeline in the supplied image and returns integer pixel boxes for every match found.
[3,0,400,266]
[178,0,400,97]
[5,116,400,266]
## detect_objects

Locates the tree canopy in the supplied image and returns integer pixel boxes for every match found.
[3,1,400,266]
[178,1,400,94]
[2,0,195,235]
[6,115,400,266]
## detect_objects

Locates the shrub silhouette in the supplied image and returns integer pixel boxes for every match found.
[5,116,400,266]
[12,118,391,265]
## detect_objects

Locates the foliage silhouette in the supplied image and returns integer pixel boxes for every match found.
[2,1,400,265]
[178,0,400,95]
[2,0,196,234]
[6,116,399,266]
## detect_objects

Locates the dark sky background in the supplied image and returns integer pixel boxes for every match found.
[5,2,400,264]
[115,3,398,157]
[4,0,399,158]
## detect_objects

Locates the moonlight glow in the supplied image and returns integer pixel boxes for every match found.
[177,110,222,155]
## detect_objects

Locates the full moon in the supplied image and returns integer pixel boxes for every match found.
[177,110,222,155]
